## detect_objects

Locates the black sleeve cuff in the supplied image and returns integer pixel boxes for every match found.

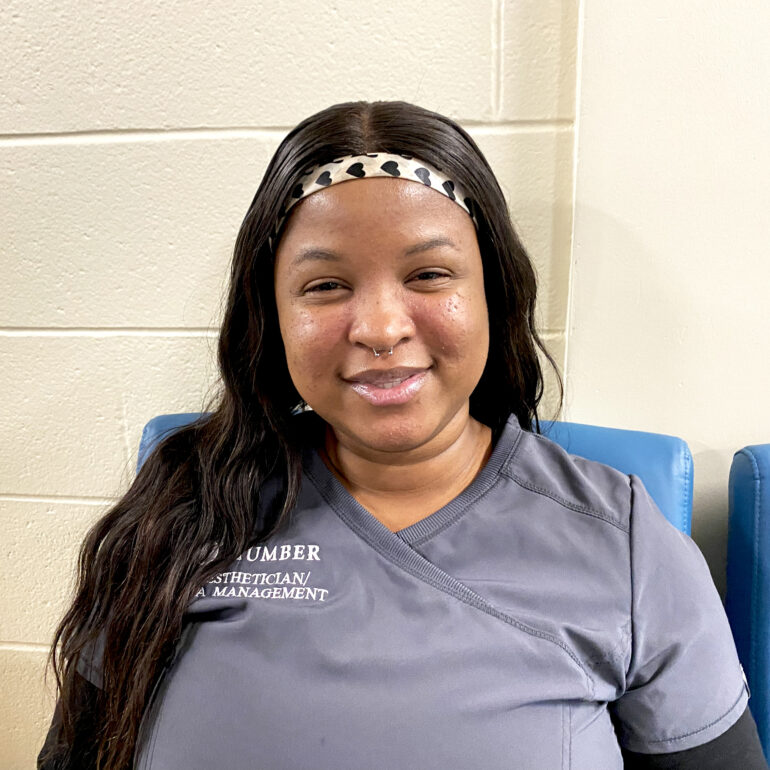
[621,706,768,769]
[37,673,100,770]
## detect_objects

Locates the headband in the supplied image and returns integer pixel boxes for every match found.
[268,152,478,250]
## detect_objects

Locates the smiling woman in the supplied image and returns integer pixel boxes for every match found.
[273,174,493,530]
[39,101,765,769]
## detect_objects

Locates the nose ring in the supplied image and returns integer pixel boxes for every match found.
[372,347,394,357]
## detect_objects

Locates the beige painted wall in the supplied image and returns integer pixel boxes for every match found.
[566,1,770,594]
[1,1,577,766]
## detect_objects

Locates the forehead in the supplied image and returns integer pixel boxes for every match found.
[277,177,475,245]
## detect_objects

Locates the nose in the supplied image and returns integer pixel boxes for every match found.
[348,284,415,354]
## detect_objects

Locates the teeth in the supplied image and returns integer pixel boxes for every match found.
[376,379,404,388]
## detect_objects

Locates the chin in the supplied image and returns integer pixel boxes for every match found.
[340,413,436,454]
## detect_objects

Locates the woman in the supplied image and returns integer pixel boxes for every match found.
[39,100,765,769]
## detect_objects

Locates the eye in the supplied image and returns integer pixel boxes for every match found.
[305,280,345,293]
[409,270,450,284]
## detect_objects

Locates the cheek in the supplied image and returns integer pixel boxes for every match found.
[279,306,348,377]
[420,290,489,360]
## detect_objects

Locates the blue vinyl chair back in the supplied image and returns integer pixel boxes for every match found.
[726,444,770,760]
[138,413,693,534]
[539,420,693,534]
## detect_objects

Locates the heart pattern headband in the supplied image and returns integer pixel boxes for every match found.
[268,152,478,250]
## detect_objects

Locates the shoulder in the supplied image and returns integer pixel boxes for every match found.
[501,422,632,532]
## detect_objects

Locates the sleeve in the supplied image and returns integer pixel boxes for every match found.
[37,673,100,770]
[609,474,751,754]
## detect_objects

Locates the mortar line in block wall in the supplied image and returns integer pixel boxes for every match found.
[0,127,292,146]
[0,493,120,505]
[0,120,574,147]
[0,328,220,337]
[492,0,505,119]
[0,641,51,654]
[562,0,586,402]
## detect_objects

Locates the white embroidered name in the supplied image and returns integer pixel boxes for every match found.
[235,544,320,562]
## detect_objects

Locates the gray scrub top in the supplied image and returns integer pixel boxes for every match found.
[81,414,749,769]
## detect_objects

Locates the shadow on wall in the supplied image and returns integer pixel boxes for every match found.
[690,447,733,599]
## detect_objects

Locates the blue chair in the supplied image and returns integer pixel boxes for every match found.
[726,444,770,760]
[136,411,209,474]
[540,420,693,534]
[137,413,694,534]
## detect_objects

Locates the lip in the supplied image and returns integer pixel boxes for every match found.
[344,366,428,386]
[343,367,429,406]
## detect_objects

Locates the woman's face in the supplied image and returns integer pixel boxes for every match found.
[273,177,489,456]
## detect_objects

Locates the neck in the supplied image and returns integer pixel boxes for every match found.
[321,411,493,504]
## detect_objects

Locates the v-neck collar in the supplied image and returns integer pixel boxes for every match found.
[302,414,524,548]
[298,413,594,695]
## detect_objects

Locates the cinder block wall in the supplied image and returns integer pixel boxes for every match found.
[0,2,578,765]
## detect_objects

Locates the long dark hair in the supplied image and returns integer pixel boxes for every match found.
[45,100,562,769]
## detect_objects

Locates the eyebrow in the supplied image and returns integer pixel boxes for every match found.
[291,237,459,266]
